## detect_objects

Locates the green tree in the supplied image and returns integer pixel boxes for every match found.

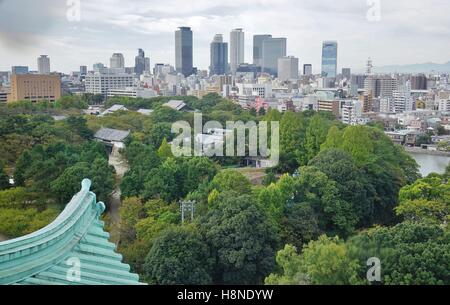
[281,203,321,250]
[209,170,252,195]
[0,161,10,190]
[50,162,91,203]
[0,207,59,238]
[265,244,308,285]
[348,221,450,285]
[396,176,450,223]
[144,226,213,285]
[310,149,373,227]
[146,122,173,148]
[299,236,360,285]
[294,166,358,236]
[157,138,173,160]
[199,192,279,284]
[321,125,343,150]
[66,116,93,139]
[118,197,145,244]
[183,157,218,194]
[305,115,331,162]
[142,158,179,202]
[280,111,308,165]
[89,157,115,203]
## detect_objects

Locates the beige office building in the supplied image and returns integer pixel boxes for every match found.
[8,74,61,103]
[318,100,340,117]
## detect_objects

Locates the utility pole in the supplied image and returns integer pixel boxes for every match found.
[179,200,196,223]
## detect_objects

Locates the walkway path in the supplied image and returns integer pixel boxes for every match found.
[107,146,129,244]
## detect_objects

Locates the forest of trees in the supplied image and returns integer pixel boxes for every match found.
[0,93,448,285]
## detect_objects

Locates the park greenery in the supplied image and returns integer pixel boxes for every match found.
[0,93,448,285]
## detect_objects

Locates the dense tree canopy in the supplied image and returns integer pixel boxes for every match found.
[144,226,213,285]
[199,192,279,284]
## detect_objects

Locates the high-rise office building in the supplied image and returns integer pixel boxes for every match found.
[110,53,125,69]
[364,76,398,98]
[352,74,366,89]
[210,34,228,76]
[321,41,338,85]
[230,28,245,74]
[303,64,313,76]
[411,74,427,90]
[262,37,287,76]
[37,55,50,74]
[135,49,146,75]
[93,63,105,71]
[253,34,272,68]
[175,27,194,77]
[11,66,29,75]
[144,57,151,74]
[278,56,299,81]
[342,68,351,80]
[79,66,87,76]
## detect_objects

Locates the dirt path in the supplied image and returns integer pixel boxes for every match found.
[107,146,129,243]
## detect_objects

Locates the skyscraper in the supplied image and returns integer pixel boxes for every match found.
[303,64,313,76]
[364,76,398,98]
[110,53,125,69]
[175,27,194,77]
[262,37,287,76]
[93,63,105,71]
[135,49,146,75]
[253,34,272,68]
[321,41,338,84]
[37,55,50,74]
[411,74,427,90]
[210,34,228,76]
[278,56,299,81]
[11,66,29,75]
[230,28,245,74]
[79,66,87,76]
[342,68,351,80]
[144,57,151,74]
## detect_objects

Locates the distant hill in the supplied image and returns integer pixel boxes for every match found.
[372,61,450,74]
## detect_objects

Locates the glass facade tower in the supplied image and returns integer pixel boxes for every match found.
[175,27,194,77]
[321,41,338,78]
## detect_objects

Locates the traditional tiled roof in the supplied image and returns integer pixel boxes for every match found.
[0,179,145,285]
[94,128,130,142]
[163,100,187,111]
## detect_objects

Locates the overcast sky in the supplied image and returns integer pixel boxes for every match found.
[0,0,449,73]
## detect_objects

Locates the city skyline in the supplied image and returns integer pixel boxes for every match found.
[0,0,450,73]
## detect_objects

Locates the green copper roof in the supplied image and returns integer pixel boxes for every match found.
[0,179,145,285]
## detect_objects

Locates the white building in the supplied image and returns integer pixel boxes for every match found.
[230,29,245,74]
[85,69,134,96]
[277,56,299,81]
[380,98,395,113]
[438,91,450,112]
[341,100,363,125]
[393,81,413,113]
[107,87,157,99]
[37,55,50,74]
[237,83,272,98]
